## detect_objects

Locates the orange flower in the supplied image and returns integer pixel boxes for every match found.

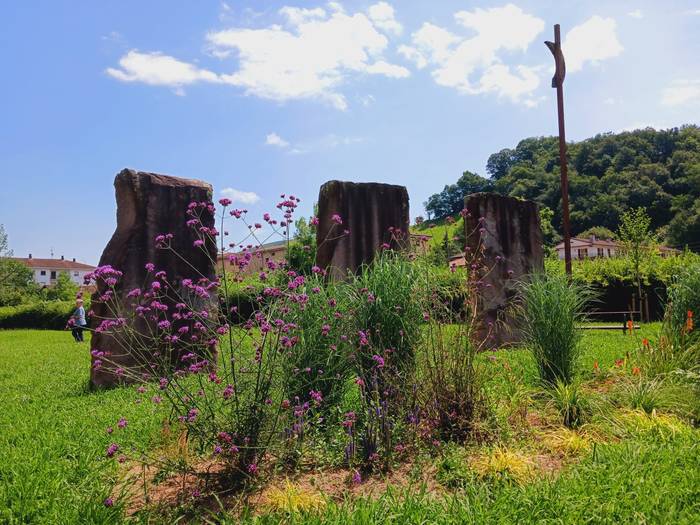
[626,320,634,333]
[614,358,624,368]
[593,361,599,371]
[642,338,649,349]
[632,366,640,376]
[686,310,694,333]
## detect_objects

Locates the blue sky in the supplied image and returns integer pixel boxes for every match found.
[2,1,699,264]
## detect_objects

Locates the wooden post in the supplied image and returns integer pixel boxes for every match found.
[545,24,573,278]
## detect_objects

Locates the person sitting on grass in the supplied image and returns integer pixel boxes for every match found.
[71,298,86,342]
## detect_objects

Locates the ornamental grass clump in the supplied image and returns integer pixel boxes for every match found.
[84,195,348,491]
[665,263,700,336]
[342,245,423,470]
[282,272,352,419]
[413,213,499,444]
[516,274,593,385]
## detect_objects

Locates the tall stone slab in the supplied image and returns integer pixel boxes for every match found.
[316,181,410,280]
[464,193,544,348]
[90,169,217,388]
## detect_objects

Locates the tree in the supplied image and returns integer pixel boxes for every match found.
[618,207,654,318]
[0,224,37,306]
[424,171,493,220]
[287,216,316,275]
[43,271,79,301]
[439,125,700,249]
[539,206,562,251]
[578,226,617,240]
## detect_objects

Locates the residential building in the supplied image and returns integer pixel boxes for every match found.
[11,255,95,285]
[555,236,678,260]
[217,240,289,275]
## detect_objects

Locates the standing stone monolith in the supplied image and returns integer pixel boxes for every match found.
[464,193,544,348]
[315,181,410,280]
[90,169,217,388]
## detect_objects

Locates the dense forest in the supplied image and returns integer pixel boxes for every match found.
[423,125,700,249]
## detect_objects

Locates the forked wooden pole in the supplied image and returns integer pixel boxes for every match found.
[546,24,572,277]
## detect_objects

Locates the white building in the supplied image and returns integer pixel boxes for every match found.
[555,236,618,260]
[555,236,678,260]
[11,255,95,286]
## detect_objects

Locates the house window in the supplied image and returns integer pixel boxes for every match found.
[607,248,612,257]
[50,271,57,279]
[40,270,46,276]
[73,271,79,277]
[597,248,604,257]
[577,248,588,259]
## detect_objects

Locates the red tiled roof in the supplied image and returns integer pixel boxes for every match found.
[9,257,95,270]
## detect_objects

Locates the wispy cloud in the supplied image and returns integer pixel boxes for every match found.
[265,132,290,148]
[106,50,221,95]
[367,2,402,36]
[398,4,545,106]
[563,16,623,73]
[627,9,643,19]
[220,187,260,204]
[107,3,409,109]
[661,79,700,107]
[264,132,363,154]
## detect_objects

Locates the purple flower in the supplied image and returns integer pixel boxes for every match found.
[103,497,114,507]
[372,354,385,368]
[106,443,119,458]
[331,213,343,225]
[193,239,205,248]
[223,384,234,399]
[309,389,323,406]
[219,198,232,206]
[145,262,155,272]
[117,417,127,429]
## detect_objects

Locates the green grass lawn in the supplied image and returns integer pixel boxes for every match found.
[0,330,166,524]
[1,326,698,524]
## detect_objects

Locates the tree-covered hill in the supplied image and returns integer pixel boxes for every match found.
[424,125,700,249]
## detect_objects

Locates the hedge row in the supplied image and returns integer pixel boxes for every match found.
[0,301,79,330]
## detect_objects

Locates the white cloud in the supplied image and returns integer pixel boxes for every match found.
[627,9,643,19]
[398,44,427,69]
[263,132,363,154]
[220,187,260,204]
[401,4,544,106]
[265,132,290,148]
[206,5,408,110]
[661,79,700,106]
[563,16,623,73]
[367,2,402,36]
[279,6,326,26]
[106,50,221,91]
[107,4,408,109]
[365,60,410,78]
[603,97,617,105]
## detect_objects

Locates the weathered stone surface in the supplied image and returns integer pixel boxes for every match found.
[464,193,544,348]
[90,169,217,388]
[315,181,410,280]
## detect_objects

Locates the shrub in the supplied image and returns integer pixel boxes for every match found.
[342,249,423,469]
[87,196,322,488]
[348,249,422,380]
[666,264,700,335]
[282,273,352,418]
[516,273,593,385]
[0,300,82,330]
